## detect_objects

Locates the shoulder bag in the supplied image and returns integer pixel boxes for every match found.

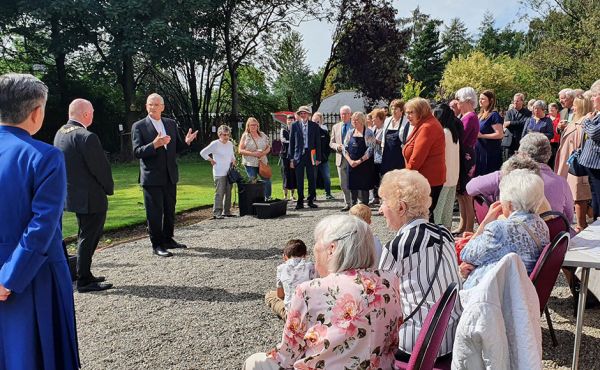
[567,128,588,177]
[250,134,272,179]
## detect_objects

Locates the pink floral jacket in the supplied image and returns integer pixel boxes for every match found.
[268,269,403,369]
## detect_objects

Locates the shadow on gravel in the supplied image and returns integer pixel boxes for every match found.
[105,285,263,302]
[186,247,282,260]
[94,262,138,268]
[542,326,600,368]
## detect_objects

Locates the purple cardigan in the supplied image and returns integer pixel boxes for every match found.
[466,164,574,222]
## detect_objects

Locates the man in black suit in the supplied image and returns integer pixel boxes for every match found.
[132,93,198,257]
[288,105,321,210]
[54,99,114,292]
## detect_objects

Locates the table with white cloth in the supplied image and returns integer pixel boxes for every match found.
[563,220,600,370]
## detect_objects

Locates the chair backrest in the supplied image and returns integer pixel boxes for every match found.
[540,210,570,243]
[529,231,570,315]
[406,283,458,370]
[473,195,491,225]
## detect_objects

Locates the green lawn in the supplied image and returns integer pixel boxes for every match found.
[62,156,341,237]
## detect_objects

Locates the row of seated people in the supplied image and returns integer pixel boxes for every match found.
[244,166,556,369]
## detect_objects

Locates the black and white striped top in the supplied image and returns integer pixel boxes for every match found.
[379,218,463,356]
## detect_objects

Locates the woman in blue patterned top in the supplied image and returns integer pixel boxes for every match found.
[459,169,550,289]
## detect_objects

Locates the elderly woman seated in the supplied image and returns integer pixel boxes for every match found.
[467,132,573,222]
[460,169,550,289]
[466,153,551,214]
[378,169,462,361]
[244,215,403,370]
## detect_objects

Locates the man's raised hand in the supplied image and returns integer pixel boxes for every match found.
[185,128,198,145]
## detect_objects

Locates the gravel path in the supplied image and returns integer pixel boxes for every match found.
[74,196,600,369]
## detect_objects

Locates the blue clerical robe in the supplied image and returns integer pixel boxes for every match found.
[0,125,79,370]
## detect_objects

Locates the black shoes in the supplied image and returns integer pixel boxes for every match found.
[153,246,173,257]
[307,202,318,208]
[91,275,106,283]
[165,239,187,249]
[340,205,351,212]
[295,203,305,210]
[77,281,113,293]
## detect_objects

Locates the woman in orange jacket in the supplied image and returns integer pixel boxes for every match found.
[402,97,446,220]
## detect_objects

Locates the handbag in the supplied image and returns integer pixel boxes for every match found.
[258,159,272,179]
[567,130,588,177]
[227,164,242,184]
[249,134,272,179]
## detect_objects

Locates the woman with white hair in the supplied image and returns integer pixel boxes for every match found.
[200,125,236,219]
[378,169,462,362]
[518,132,574,222]
[244,215,402,370]
[454,86,480,234]
[522,100,554,141]
[460,169,550,289]
[579,79,600,218]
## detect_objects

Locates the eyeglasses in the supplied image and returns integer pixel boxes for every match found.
[405,110,414,115]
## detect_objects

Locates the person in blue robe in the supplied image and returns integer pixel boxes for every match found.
[0,73,79,370]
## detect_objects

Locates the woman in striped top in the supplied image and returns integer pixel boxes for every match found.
[579,79,600,218]
[378,169,462,361]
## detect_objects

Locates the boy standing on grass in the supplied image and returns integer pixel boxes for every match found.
[349,204,383,261]
[265,239,315,320]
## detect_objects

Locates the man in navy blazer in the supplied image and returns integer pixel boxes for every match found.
[288,105,321,210]
[131,93,198,257]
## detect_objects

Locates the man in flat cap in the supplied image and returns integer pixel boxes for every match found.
[288,106,321,210]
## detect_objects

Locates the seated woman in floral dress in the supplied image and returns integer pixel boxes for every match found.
[243,215,402,370]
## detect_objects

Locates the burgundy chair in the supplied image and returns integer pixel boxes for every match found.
[529,231,570,347]
[540,210,571,243]
[473,195,491,225]
[394,283,458,370]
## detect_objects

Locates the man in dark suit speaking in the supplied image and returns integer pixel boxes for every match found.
[289,105,321,210]
[54,99,114,292]
[132,93,198,257]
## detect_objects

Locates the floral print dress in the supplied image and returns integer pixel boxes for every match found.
[268,269,403,369]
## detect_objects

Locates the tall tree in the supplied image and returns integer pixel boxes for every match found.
[335,0,410,105]
[406,20,444,97]
[216,0,320,120]
[396,6,438,42]
[272,31,314,110]
[441,18,472,63]
[477,11,500,56]
[476,12,526,57]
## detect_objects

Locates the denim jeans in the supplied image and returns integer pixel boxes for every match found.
[245,165,272,199]
[317,161,332,195]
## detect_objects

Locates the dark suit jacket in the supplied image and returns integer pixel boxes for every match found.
[53,120,114,214]
[560,107,572,122]
[131,116,188,186]
[288,120,321,164]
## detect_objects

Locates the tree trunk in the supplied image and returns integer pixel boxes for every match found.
[49,17,68,115]
[187,60,200,135]
[222,1,239,121]
[119,52,136,161]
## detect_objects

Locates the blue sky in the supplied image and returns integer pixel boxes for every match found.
[295,0,531,71]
